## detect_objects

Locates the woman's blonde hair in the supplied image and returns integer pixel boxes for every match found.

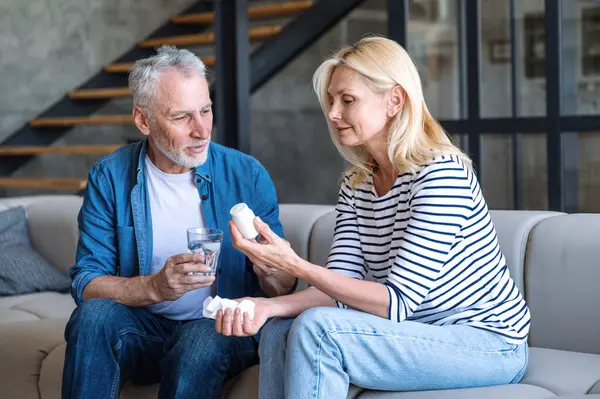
[312,36,471,187]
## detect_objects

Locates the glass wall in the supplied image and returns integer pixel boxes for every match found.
[574,132,600,212]
[397,0,600,211]
[479,0,546,118]
[561,0,600,117]
[407,0,461,120]
[481,133,548,210]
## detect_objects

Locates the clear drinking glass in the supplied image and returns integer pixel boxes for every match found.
[186,228,223,276]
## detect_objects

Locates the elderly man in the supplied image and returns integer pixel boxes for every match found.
[62,46,296,399]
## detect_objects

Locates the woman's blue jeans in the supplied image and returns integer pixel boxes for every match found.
[258,307,528,399]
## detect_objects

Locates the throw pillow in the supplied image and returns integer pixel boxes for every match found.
[0,206,71,296]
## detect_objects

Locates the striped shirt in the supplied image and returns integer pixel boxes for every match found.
[327,155,531,344]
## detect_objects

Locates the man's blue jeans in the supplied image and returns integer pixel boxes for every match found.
[259,307,528,399]
[62,298,258,399]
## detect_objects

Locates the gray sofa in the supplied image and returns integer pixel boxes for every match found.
[1,195,600,399]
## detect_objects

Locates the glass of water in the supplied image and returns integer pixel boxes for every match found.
[186,228,223,276]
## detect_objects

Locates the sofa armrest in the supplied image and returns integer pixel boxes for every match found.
[25,196,83,275]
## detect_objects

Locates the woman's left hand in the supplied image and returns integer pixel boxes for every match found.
[229,216,300,276]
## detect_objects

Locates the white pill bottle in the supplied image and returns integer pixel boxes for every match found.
[229,203,259,240]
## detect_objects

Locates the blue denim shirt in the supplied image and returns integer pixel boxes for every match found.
[70,140,284,307]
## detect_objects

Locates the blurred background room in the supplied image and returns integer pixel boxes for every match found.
[1,0,598,213]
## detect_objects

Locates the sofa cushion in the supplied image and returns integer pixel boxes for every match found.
[552,396,600,399]
[0,206,71,296]
[0,319,66,399]
[221,365,258,399]
[119,365,364,399]
[25,196,82,275]
[223,364,364,399]
[0,195,82,275]
[310,210,379,282]
[39,342,66,399]
[120,383,159,399]
[520,347,600,395]
[525,214,600,354]
[592,380,600,394]
[357,384,554,398]
[0,292,75,324]
[309,210,336,267]
[279,204,335,290]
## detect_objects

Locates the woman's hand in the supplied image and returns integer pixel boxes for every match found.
[250,235,278,276]
[229,216,301,276]
[215,297,272,336]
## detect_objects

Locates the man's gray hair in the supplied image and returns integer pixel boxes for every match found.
[128,45,207,109]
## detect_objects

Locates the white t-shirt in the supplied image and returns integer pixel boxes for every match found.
[144,155,210,320]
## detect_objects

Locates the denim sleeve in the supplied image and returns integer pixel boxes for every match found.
[252,162,284,240]
[70,166,118,305]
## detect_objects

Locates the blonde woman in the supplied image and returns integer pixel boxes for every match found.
[215,36,530,398]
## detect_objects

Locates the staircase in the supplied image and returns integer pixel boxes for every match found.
[0,1,315,193]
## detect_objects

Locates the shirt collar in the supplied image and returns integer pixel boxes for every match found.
[193,144,212,183]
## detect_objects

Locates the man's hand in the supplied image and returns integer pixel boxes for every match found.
[215,298,272,337]
[150,253,215,301]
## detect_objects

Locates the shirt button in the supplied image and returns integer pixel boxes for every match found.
[218,269,222,274]
[195,178,201,184]
[201,195,208,200]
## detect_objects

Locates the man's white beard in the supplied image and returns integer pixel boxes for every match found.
[152,136,209,168]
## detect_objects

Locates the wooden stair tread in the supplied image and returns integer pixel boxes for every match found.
[30,115,134,127]
[139,24,282,48]
[0,178,88,190]
[68,87,131,99]
[0,145,121,156]
[105,55,216,73]
[172,0,313,24]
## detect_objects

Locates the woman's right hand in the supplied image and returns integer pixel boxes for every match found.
[215,297,273,337]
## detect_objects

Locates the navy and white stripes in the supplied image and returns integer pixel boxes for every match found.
[327,155,531,344]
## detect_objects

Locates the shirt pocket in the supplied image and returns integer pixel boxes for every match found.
[116,225,137,276]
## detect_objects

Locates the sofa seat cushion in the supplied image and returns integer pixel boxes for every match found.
[592,380,600,394]
[118,365,261,399]
[520,347,600,395]
[39,343,161,399]
[0,292,75,324]
[120,383,159,399]
[221,365,364,399]
[119,365,365,399]
[0,319,66,399]
[39,342,66,399]
[552,396,600,399]
[525,214,600,354]
[357,384,554,398]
